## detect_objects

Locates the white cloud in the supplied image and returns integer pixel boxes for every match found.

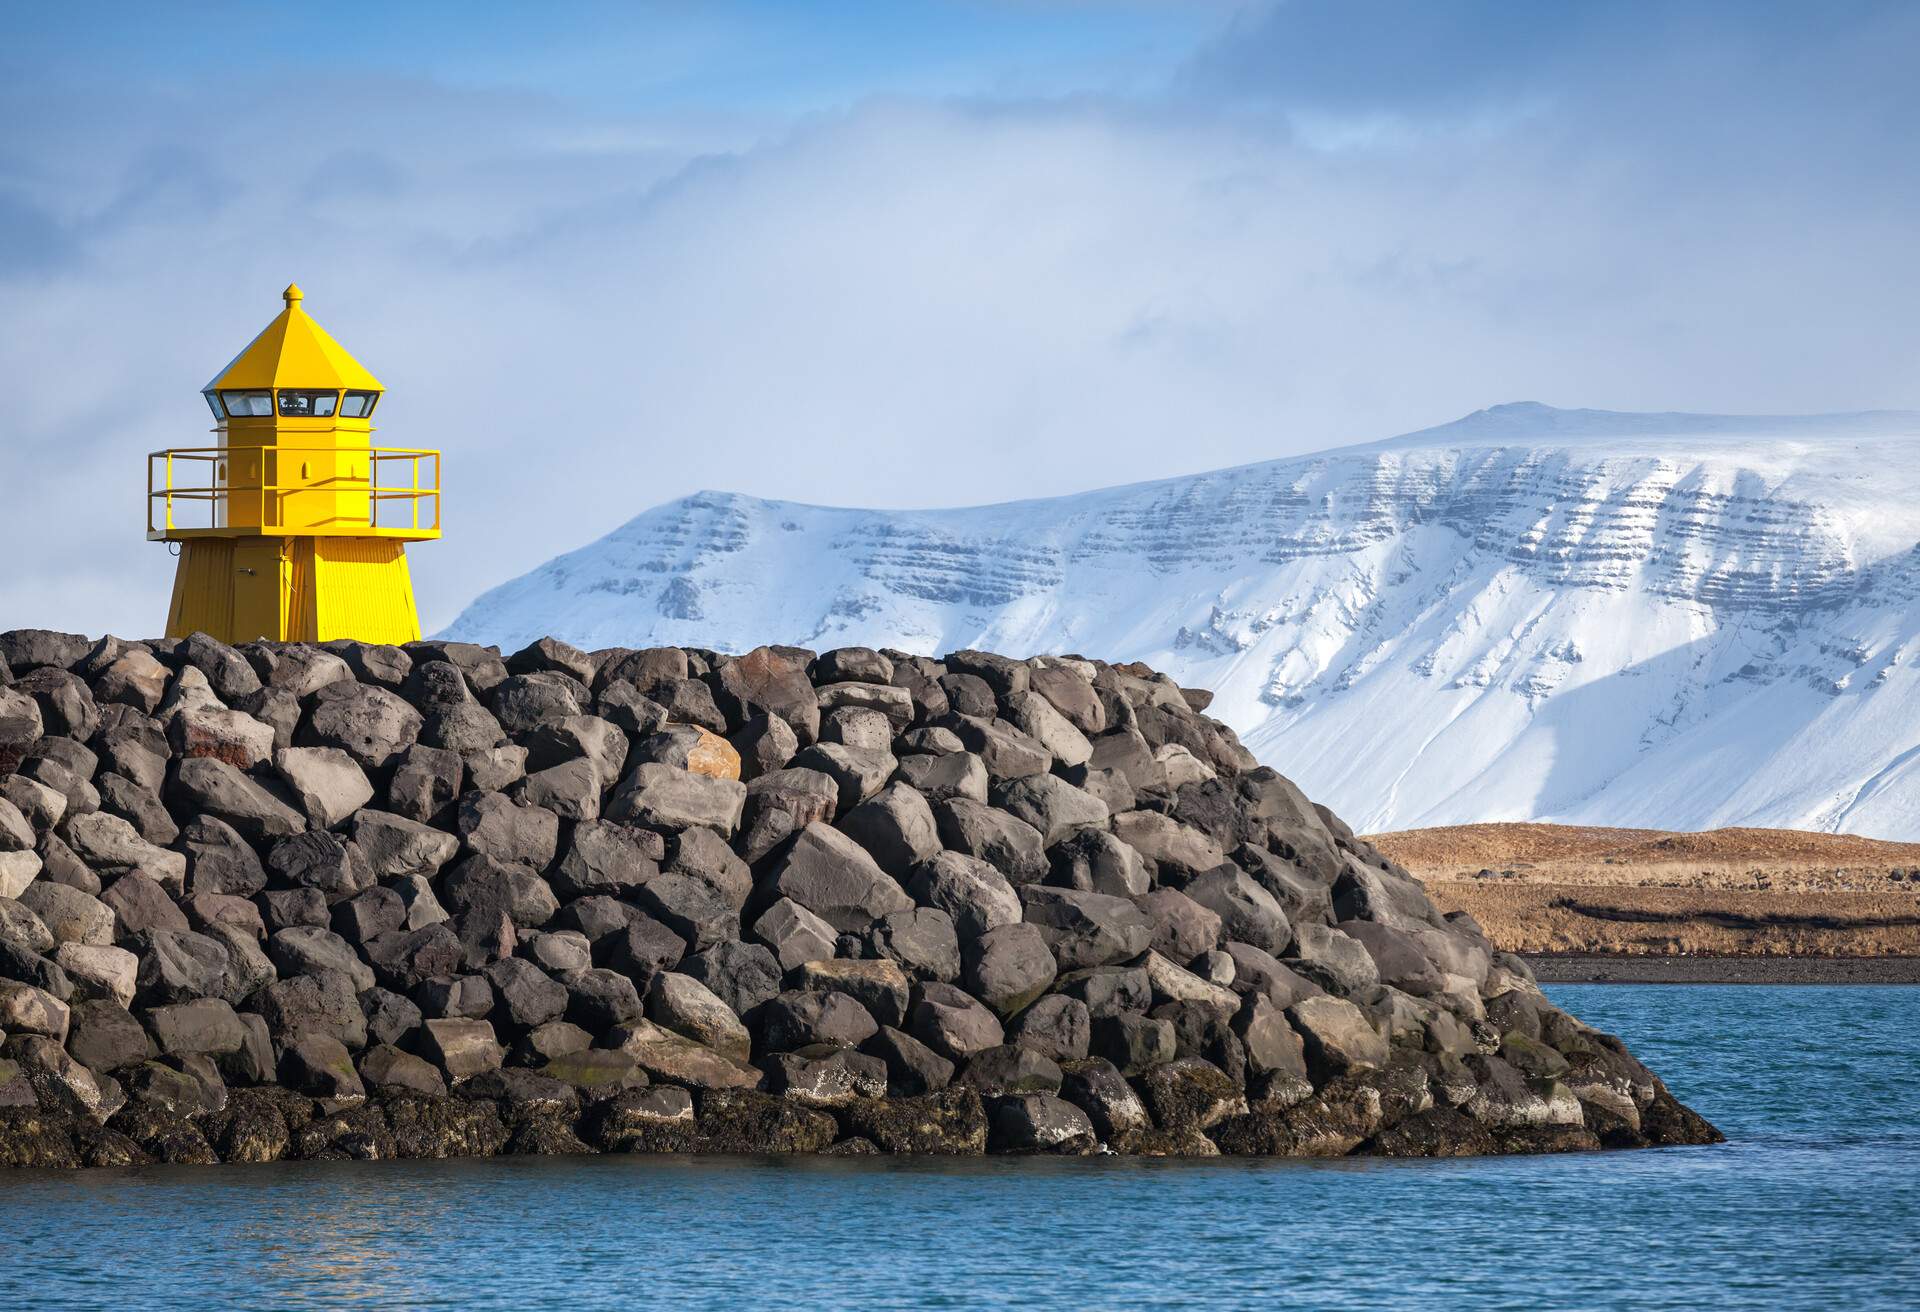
[2,3,1916,638]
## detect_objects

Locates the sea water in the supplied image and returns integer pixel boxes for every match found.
[1,984,1914,1310]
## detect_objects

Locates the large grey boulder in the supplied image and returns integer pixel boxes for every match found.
[273,747,374,829]
[297,681,424,772]
[905,851,1022,941]
[737,767,839,864]
[770,823,913,933]
[1019,886,1152,970]
[63,810,187,891]
[136,929,232,1005]
[961,922,1058,1018]
[990,1094,1096,1154]
[932,799,1046,884]
[1286,994,1389,1081]
[1008,994,1091,1063]
[1287,923,1382,994]
[352,808,459,879]
[95,774,178,846]
[0,629,90,673]
[0,897,55,954]
[749,898,839,972]
[522,714,629,781]
[727,712,799,782]
[15,667,101,741]
[146,997,250,1058]
[1182,869,1293,956]
[1137,887,1223,962]
[4,776,64,836]
[1003,690,1093,768]
[790,958,912,1028]
[387,743,463,823]
[169,704,276,769]
[680,941,783,1019]
[484,957,569,1030]
[54,943,138,1006]
[421,1017,505,1080]
[19,882,116,946]
[456,792,560,869]
[552,819,663,899]
[181,816,267,897]
[506,636,597,685]
[267,926,376,993]
[0,687,44,773]
[864,906,961,984]
[1338,919,1446,997]
[605,763,746,836]
[101,871,190,938]
[321,640,413,690]
[441,856,560,930]
[860,1026,955,1096]
[510,757,603,822]
[487,672,588,736]
[757,988,880,1052]
[990,774,1108,847]
[66,998,152,1071]
[893,750,988,804]
[815,680,913,731]
[1028,663,1105,735]
[790,743,895,813]
[255,643,353,697]
[266,830,375,902]
[1059,1056,1149,1140]
[0,849,40,900]
[633,872,738,951]
[165,758,304,843]
[948,718,1050,781]
[0,979,69,1042]
[646,972,750,1061]
[711,646,821,745]
[837,783,941,876]
[908,981,1004,1062]
[609,1018,759,1091]
[1110,810,1227,878]
[559,967,645,1031]
[765,1045,889,1108]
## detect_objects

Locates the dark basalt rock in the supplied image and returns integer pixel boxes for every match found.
[0,632,1718,1168]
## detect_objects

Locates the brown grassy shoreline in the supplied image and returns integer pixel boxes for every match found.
[1371,822,1920,980]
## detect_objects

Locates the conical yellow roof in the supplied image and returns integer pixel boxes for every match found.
[203,284,383,393]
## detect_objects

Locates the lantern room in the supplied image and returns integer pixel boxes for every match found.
[149,285,441,644]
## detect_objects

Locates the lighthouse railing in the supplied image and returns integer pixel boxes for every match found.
[147,446,442,540]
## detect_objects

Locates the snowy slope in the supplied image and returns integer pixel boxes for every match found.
[443,403,1920,839]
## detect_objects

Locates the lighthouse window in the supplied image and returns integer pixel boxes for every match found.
[221,390,274,417]
[203,392,226,419]
[340,391,379,418]
[277,390,339,417]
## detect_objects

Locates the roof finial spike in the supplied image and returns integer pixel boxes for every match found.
[283,283,304,307]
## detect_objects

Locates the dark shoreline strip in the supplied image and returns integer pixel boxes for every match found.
[1527,954,1920,985]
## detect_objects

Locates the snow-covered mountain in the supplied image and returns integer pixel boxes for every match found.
[443,403,1920,839]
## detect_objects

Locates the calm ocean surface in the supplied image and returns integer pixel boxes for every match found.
[1,984,1914,1310]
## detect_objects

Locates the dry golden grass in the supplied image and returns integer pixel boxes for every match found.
[1370,822,1920,957]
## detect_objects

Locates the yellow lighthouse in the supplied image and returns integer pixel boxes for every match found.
[148,285,441,644]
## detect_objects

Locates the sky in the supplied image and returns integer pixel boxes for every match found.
[2,0,1916,636]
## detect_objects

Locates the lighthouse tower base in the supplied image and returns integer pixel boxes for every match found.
[166,537,423,645]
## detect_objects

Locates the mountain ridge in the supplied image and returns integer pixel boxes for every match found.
[443,403,1920,839]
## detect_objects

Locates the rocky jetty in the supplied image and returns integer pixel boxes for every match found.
[0,628,1719,1167]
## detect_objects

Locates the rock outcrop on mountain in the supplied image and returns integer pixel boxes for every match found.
[0,627,1715,1166]
[443,404,1920,839]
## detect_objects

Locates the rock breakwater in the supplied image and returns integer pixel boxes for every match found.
[0,628,1718,1167]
